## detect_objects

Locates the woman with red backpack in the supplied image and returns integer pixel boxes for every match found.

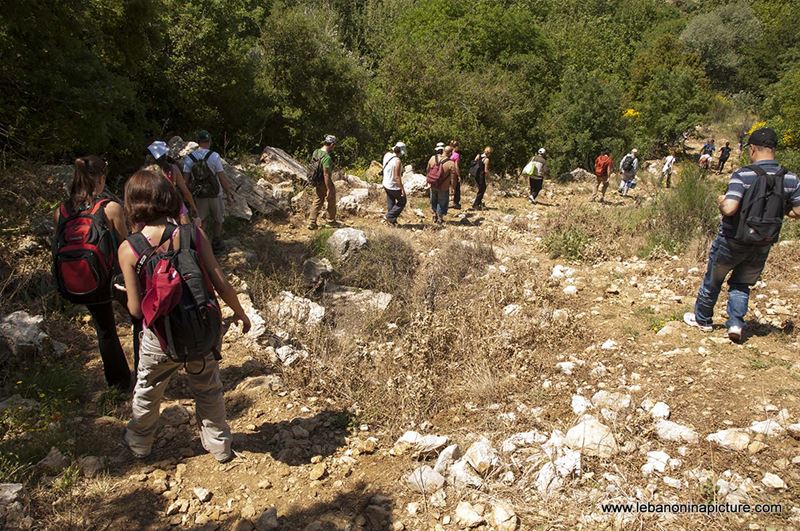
[52,156,132,391]
[117,169,251,461]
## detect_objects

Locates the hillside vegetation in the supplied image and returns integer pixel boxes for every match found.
[2,0,800,170]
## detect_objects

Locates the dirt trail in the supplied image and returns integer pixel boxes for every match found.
[9,168,800,531]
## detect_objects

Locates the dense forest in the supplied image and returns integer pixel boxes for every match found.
[1,0,799,172]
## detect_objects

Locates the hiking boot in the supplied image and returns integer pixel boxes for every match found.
[381,217,398,226]
[683,312,712,332]
[452,203,461,209]
[307,222,318,230]
[325,220,342,228]
[728,325,743,343]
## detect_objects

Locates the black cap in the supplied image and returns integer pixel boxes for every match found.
[197,130,211,142]
[746,127,778,149]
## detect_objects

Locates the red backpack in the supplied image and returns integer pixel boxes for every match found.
[594,155,610,177]
[127,224,221,372]
[52,199,116,305]
[427,155,447,186]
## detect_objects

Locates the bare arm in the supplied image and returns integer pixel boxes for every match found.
[719,195,740,217]
[197,228,251,333]
[104,202,129,244]
[118,242,143,319]
[173,164,199,216]
[788,206,800,219]
[216,171,232,196]
[394,159,404,195]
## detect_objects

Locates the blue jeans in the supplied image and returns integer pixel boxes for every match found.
[694,235,771,328]
[430,188,449,217]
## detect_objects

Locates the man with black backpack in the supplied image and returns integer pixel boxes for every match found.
[618,148,638,196]
[307,135,338,230]
[182,130,232,255]
[684,128,800,343]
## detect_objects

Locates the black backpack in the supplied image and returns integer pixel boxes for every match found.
[308,151,325,185]
[187,151,220,198]
[128,224,222,373]
[621,155,634,172]
[734,165,788,246]
[469,156,485,179]
[52,199,116,305]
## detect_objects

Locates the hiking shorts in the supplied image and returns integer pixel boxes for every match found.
[197,197,224,225]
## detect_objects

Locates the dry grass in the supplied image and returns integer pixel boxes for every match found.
[284,230,587,435]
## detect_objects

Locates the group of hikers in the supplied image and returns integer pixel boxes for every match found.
[49,124,797,464]
[697,138,735,174]
[52,131,250,463]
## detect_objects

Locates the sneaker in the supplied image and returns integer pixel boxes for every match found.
[325,220,342,228]
[728,325,743,343]
[122,431,150,459]
[683,312,712,332]
[528,194,535,203]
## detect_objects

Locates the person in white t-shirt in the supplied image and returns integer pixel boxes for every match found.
[382,142,406,225]
[182,130,232,254]
[661,152,676,188]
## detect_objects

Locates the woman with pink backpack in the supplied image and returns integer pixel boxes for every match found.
[117,169,250,461]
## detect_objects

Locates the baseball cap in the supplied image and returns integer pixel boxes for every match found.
[147,140,168,160]
[631,148,638,154]
[435,142,445,152]
[538,147,546,155]
[746,127,778,149]
[197,130,211,142]
[324,135,337,145]
[393,141,407,151]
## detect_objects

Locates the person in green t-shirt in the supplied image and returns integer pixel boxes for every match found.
[308,135,338,229]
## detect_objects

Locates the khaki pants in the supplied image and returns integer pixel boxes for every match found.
[308,180,336,224]
[124,329,231,461]
[196,197,224,241]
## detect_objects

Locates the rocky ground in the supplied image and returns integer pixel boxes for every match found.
[2,142,800,530]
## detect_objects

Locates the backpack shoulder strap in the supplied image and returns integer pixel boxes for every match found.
[178,224,195,251]
[203,151,213,162]
[188,152,199,163]
[127,233,153,275]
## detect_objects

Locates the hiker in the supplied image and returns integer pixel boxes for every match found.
[181,130,232,255]
[661,152,676,188]
[684,128,800,343]
[118,169,251,461]
[524,148,549,204]
[307,135,338,230]
[470,146,492,210]
[52,156,131,391]
[698,152,713,171]
[146,141,199,226]
[382,141,407,225]
[618,148,639,196]
[701,138,716,156]
[426,145,457,224]
[592,149,613,201]
[717,142,732,174]
[449,140,462,209]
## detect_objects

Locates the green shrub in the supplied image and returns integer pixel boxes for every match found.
[544,226,590,260]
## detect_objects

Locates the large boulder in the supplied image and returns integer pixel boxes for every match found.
[402,170,429,196]
[259,146,309,183]
[569,168,595,181]
[0,311,49,356]
[324,285,392,313]
[337,188,371,215]
[270,291,325,328]
[167,136,285,221]
[327,228,367,261]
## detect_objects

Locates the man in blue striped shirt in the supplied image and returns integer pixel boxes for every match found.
[685,128,800,342]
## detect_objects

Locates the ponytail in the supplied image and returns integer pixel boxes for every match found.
[70,155,107,209]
